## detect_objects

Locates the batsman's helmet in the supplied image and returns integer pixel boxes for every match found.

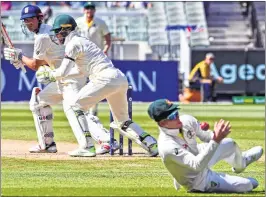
[20,5,43,20]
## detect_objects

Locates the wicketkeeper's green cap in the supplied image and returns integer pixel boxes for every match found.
[147,99,180,122]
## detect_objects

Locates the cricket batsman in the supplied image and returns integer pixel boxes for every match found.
[148,99,263,192]
[35,14,159,157]
[3,5,119,156]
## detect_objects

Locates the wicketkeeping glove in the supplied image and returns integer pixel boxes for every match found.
[36,65,56,84]
[4,48,23,62]
[200,122,210,131]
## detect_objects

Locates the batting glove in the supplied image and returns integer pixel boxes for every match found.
[4,48,23,62]
[200,122,210,131]
[36,65,56,84]
[10,60,24,70]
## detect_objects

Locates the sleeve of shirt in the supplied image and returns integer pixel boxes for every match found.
[65,42,80,60]
[100,21,110,36]
[52,42,81,80]
[188,63,201,81]
[195,121,214,143]
[167,140,219,172]
[33,35,50,60]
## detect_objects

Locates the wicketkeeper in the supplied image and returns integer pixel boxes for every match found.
[148,99,263,193]
[36,14,159,157]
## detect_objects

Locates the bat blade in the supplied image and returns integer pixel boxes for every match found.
[1,23,26,73]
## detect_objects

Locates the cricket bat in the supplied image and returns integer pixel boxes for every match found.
[1,23,27,73]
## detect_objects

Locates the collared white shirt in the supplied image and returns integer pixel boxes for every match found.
[33,24,65,69]
[158,114,217,191]
[76,16,110,50]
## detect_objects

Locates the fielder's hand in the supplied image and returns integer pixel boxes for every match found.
[200,122,210,131]
[4,48,23,62]
[212,119,231,143]
[36,65,56,84]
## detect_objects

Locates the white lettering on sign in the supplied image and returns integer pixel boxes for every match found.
[211,63,265,84]
[125,71,156,92]
[18,72,42,91]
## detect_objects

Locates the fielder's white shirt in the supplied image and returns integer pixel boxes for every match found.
[158,114,218,191]
[53,31,114,81]
[76,16,110,50]
[33,24,65,69]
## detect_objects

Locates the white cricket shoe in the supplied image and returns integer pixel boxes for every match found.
[247,177,259,189]
[68,146,96,157]
[232,146,263,173]
[148,143,159,157]
[244,146,263,167]
[96,140,119,155]
[173,179,181,191]
[29,142,57,153]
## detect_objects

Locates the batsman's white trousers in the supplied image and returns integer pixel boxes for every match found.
[38,79,88,106]
[38,82,63,106]
[195,138,253,192]
[72,67,130,123]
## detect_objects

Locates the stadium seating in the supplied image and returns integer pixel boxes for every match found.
[147,2,170,59]
[165,2,186,59]
[205,2,253,48]
[185,2,210,47]
[254,2,265,47]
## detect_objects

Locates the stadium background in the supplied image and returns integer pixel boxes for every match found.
[1,1,265,196]
[1,1,265,102]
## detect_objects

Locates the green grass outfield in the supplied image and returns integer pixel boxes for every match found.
[1,102,265,196]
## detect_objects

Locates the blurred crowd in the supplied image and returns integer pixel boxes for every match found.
[1,1,152,11]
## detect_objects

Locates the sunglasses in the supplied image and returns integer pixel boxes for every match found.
[167,110,179,120]
[54,28,62,34]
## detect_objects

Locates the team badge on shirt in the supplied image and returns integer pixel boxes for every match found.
[36,51,40,55]
[174,148,178,155]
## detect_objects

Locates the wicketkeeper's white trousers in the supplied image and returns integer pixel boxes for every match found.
[71,67,130,123]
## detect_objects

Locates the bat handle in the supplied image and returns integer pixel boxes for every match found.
[21,65,27,73]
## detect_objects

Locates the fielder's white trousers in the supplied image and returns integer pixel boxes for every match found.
[195,138,253,193]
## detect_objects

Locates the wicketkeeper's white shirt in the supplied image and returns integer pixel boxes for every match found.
[76,16,110,50]
[158,114,217,191]
[53,30,114,81]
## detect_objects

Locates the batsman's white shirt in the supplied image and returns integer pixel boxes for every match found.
[33,24,65,70]
[76,16,110,50]
[158,114,218,191]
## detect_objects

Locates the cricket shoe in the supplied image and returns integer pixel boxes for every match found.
[247,177,259,189]
[68,146,96,157]
[29,142,57,153]
[244,146,263,167]
[148,143,159,157]
[173,179,181,191]
[232,146,263,173]
[110,121,150,153]
[96,140,119,155]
